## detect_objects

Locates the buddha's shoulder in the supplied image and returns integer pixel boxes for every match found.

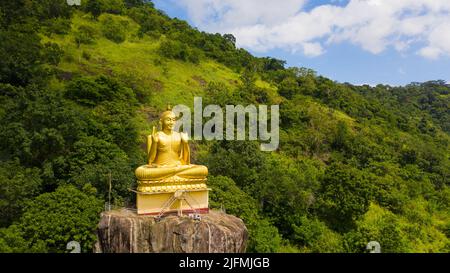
[156,131,183,139]
[180,132,189,142]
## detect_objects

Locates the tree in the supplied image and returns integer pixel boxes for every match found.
[85,0,102,18]
[278,77,299,99]
[124,0,144,8]
[261,57,286,71]
[42,17,72,36]
[252,155,322,236]
[0,85,87,170]
[67,136,135,200]
[16,185,103,253]
[158,39,201,64]
[65,75,136,106]
[331,121,351,151]
[343,204,409,253]
[31,0,73,20]
[203,81,235,106]
[318,162,374,232]
[208,176,282,253]
[0,225,46,253]
[223,33,236,46]
[0,160,42,227]
[199,141,267,190]
[292,216,343,252]
[100,0,125,14]
[0,26,46,86]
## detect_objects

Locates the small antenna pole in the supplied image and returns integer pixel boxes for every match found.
[108,170,112,211]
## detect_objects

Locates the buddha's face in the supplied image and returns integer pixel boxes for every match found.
[161,112,176,131]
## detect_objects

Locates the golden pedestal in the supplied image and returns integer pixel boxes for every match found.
[135,177,209,215]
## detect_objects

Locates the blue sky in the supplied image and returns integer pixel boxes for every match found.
[152,0,450,86]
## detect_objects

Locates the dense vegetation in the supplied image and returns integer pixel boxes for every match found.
[0,0,448,253]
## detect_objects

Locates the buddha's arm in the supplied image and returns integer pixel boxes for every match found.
[180,132,190,165]
[147,127,158,165]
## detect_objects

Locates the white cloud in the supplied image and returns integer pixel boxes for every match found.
[175,0,450,59]
[419,46,442,59]
[419,21,450,59]
[302,42,325,57]
[178,0,307,29]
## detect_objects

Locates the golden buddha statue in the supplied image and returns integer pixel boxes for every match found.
[135,107,209,215]
[135,109,207,182]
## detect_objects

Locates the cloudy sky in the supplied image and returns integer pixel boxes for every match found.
[153,0,450,86]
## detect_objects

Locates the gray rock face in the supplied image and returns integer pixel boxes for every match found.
[94,209,248,253]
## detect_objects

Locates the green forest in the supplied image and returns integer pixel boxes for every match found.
[0,0,449,253]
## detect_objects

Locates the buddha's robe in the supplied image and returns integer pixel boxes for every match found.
[135,131,207,181]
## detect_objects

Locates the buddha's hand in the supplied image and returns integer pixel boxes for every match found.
[180,132,189,143]
[151,126,159,143]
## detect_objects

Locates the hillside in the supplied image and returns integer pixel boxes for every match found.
[0,0,449,253]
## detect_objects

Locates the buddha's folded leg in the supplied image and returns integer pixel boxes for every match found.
[136,164,208,180]
[136,165,184,180]
[175,165,208,178]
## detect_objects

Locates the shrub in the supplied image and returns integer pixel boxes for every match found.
[74,24,96,47]
[42,42,64,65]
[65,75,136,106]
[82,50,91,60]
[43,17,72,35]
[100,14,128,43]
[159,39,201,64]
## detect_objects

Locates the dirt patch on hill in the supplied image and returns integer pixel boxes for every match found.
[192,75,207,87]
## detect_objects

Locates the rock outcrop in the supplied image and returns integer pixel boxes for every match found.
[94,209,248,253]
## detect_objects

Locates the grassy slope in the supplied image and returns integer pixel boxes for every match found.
[43,11,356,135]
[44,12,272,106]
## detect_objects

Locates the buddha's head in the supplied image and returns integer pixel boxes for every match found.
[160,110,176,131]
